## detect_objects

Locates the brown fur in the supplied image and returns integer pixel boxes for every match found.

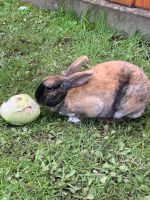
[35,57,150,121]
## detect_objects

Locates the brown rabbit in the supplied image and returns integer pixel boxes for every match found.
[35,56,150,123]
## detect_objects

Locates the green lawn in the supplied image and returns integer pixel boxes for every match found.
[0,0,150,199]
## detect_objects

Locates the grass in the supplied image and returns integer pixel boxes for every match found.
[0,0,150,199]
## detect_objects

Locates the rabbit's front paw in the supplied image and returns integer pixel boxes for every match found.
[68,116,80,123]
[114,111,124,119]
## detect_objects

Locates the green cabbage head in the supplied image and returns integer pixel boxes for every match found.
[0,94,40,125]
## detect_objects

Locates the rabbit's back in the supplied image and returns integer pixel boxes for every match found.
[63,61,150,118]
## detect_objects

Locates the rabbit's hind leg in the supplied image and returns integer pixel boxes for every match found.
[127,107,146,118]
[114,98,147,119]
[113,83,149,119]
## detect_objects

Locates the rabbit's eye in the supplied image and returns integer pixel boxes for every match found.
[46,87,54,92]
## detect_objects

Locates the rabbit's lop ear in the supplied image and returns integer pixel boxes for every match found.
[61,71,93,90]
[63,56,89,76]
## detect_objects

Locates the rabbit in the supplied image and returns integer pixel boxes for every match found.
[35,56,150,123]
